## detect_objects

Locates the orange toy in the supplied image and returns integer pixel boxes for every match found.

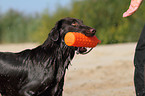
[64,32,101,48]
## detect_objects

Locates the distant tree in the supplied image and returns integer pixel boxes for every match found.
[0,0,145,44]
[0,9,40,43]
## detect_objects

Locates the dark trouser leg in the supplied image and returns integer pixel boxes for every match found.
[134,25,145,96]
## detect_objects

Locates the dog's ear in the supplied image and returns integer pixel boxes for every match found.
[49,19,63,41]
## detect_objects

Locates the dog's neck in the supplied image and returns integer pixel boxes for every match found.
[41,37,75,68]
[38,37,76,86]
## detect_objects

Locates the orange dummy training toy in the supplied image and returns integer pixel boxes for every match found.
[64,32,101,48]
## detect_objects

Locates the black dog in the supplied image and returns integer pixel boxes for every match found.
[0,17,96,96]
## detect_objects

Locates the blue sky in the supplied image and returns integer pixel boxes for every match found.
[0,0,72,14]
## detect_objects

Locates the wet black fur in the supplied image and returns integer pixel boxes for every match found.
[0,17,96,96]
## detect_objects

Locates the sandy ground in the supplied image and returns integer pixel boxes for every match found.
[0,43,137,96]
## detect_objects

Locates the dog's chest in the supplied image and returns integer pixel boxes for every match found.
[35,66,66,95]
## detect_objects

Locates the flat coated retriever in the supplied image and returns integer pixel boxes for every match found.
[0,17,96,96]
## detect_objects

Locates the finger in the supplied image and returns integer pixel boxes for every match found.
[123,0,143,17]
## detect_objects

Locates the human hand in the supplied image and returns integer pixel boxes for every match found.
[123,0,143,17]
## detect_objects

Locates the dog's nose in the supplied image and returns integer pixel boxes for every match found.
[90,28,96,34]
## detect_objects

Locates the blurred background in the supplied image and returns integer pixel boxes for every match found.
[0,0,145,44]
[0,1,140,95]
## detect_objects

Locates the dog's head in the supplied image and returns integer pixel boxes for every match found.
[49,17,96,53]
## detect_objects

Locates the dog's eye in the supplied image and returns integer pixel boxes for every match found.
[72,22,79,27]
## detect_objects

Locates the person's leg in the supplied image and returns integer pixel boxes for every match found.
[134,25,145,96]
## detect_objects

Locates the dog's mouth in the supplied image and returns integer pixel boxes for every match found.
[76,32,95,54]
[76,47,87,54]
[64,28,96,54]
